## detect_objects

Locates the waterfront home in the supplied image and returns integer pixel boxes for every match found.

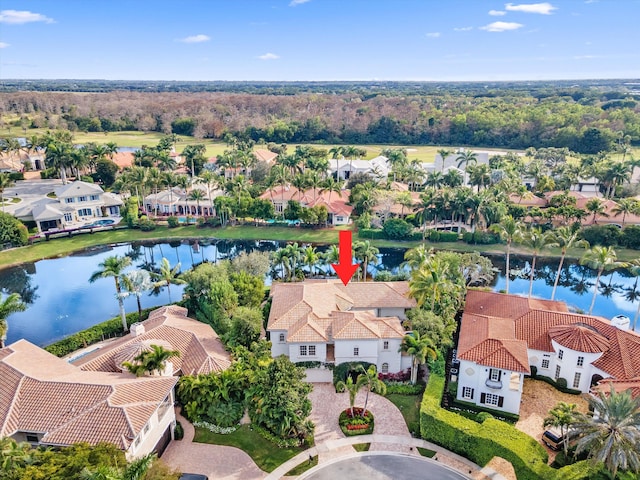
[143,185,222,216]
[267,280,415,381]
[14,180,122,233]
[455,290,640,415]
[328,155,390,180]
[0,306,230,459]
[260,185,353,225]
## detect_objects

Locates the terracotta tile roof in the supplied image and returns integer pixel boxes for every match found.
[593,378,640,399]
[76,305,230,375]
[111,152,134,170]
[462,290,640,385]
[268,280,411,342]
[460,339,530,373]
[259,186,353,217]
[548,324,610,353]
[0,340,177,450]
[254,149,278,163]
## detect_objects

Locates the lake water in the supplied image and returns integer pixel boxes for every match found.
[0,239,637,346]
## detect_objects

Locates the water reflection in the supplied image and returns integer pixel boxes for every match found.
[0,241,638,347]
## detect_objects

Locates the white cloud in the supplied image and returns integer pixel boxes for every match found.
[258,52,279,60]
[289,0,310,5]
[505,3,557,14]
[0,9,54,24]
[480,21,524,32]
[0,42,8,48]
[489,10,506,16]
[426,32,441,38]
[178,34,210,43]
[454,26,473,31]
[574,54,597,59]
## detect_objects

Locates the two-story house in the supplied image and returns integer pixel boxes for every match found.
[259,186,353,225]
[455,290,640,415]
[15,181,122,233]
[267,280,416,380]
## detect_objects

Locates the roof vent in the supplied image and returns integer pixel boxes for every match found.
[611,315,630,331]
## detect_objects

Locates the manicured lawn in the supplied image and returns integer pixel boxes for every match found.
[353,443,371,452]
[285,455,318,476]
[193,425,305,473]
[417,447,436,458]
[386,393,422,436]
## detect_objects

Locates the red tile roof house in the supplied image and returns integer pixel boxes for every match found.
[260,185,353,225]
[455,290,640,415]
[267,280,416,381]
[0,306,230,460]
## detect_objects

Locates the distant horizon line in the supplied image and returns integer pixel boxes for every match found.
[2,77,639,83]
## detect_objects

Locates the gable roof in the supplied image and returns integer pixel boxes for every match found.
[254,149,278,163]
[75,305,231,375]
[461,290,640,382]
[268,280,413,342]
[0,340,176,450]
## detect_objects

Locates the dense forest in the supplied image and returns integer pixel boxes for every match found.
[1,80,639,152]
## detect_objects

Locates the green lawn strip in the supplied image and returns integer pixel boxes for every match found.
[2,223,640,269]
[416,447,436,458]
[386,393,422,436]
[353,443,370,452]
[284,455,318,476]
[193,425,305,473]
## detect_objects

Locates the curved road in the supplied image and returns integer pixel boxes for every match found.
[300,452,471,480]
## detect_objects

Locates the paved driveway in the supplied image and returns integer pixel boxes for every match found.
[310,384,413,458]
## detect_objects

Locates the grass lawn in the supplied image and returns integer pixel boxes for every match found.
[386,393,422,437]
[284,455,317,476]
[417,447,436,458]
[353,443,371,452]
[193,425,305,473]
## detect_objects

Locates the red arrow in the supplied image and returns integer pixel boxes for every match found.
[331,230,360,286]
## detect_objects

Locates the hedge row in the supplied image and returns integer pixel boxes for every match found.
[357,227,499,245]
[44,308,155,357]
[420,375,597,480]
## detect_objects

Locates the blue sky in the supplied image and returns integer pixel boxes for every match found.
[1,1,638,81]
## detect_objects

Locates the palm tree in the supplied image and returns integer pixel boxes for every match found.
[335,375,362,417]
[543,402,578,456]
[551,227,589,300]
[456,150,478,176]
[354,240,379,282]
[319,176,342,204]
[437,148,453,172]
[490,216,525,294]
[0,173,15,213]
[124,344,181,377]
[187,189,206,216]
[585,198,609,225]
[270,164,290,219]
[569,386,640,478]
[45,140,74,184]
[356,364,386,417]
[612,198,639,226]
[0,293,26,348]
[302,246,320,278]
[400,331,437,384]
[89,255,132,332]
[519,227,559,298]
[580,246,625,314]
[80,453,157,480]
[120,270,153,318]
[152,257,186,303]
[196,170,219,216]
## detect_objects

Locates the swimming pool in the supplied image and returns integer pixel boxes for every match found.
[85,219,115,227]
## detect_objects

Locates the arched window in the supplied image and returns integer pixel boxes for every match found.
[382,363,389,374]
[279,333,285,342]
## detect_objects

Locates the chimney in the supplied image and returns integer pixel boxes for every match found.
[130,322,145,337]
[611,315,630,331]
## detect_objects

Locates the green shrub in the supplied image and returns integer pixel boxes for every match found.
[8,172,24,181]
[0,212,28,246]
[358,228,385,240]
[167,216,180,228]
[383,381,425,395]
[536,375,581,395]
[138,217,156,231]
[383,218,413,239]
[580,224,621,247]
[420,375,593,480]
[621,225,640,249]
[44,308,155,357]
[438,232,460,242]
[428,230,440,242]
[80,175,94,183]
[174,421,184,440]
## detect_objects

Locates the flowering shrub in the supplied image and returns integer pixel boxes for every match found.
[346,424,370,431]
[251,424,306,448]
[378,369,411,382]
[339,408,374,436]
[193,420,238,435]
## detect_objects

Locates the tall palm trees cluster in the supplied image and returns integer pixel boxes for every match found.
[544,388,640,478]
[271,241,379,282]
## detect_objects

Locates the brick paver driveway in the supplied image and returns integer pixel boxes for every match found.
[162,410,266,480]
[310,383,414,459]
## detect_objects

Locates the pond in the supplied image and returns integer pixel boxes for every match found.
[0,239,637,347]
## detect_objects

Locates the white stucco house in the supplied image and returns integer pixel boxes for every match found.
[267,280,416,380]
[455,290,640,415]
[14,181,122,233]
[329,155,390,180]
[143,185,223,217]
[0,306,230,460]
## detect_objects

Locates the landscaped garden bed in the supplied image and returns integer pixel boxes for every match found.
[339,407,374,436]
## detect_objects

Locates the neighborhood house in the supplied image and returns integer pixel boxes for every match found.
[267,280,416,378]
[455,290,640,415]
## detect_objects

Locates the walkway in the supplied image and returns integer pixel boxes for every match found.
[161,410,266,480]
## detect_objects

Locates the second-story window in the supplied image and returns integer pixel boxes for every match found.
[558,349,564,360]
[79,196,87,202]
[90,194,99,201]
[353,347,359,356]
[383,341,389,350]
[489,369,501,382]
[65,197,74,203]
[300,345,307,356]
[577,356,584,367]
